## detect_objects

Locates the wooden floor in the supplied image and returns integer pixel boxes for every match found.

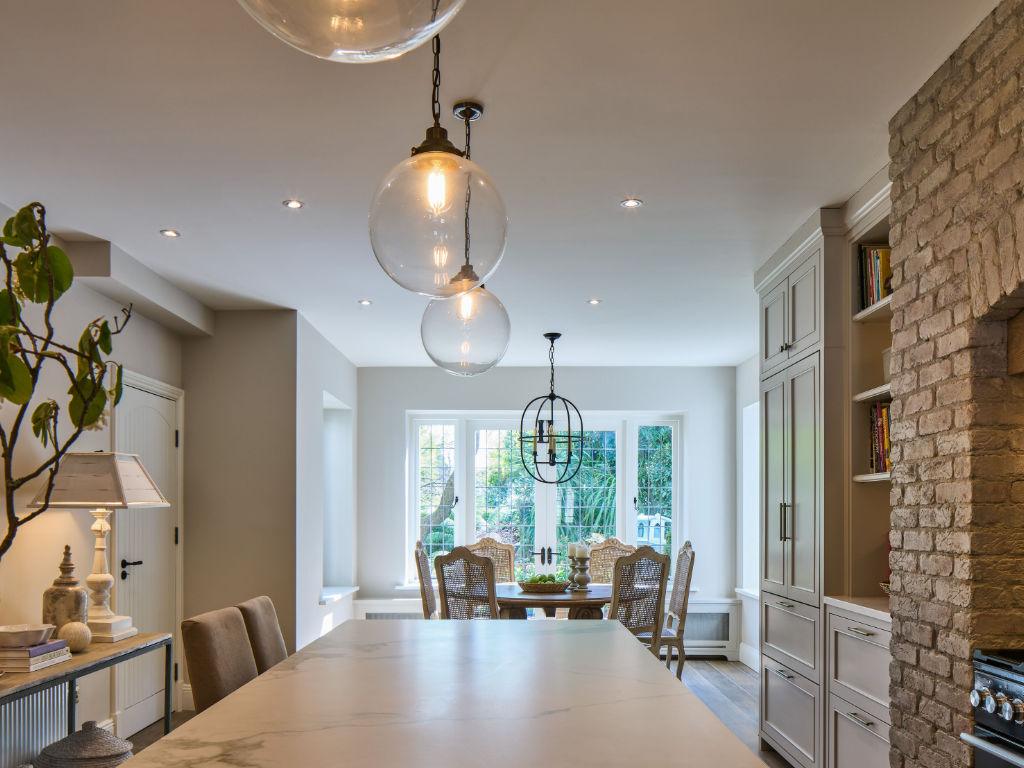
[675,658,792,768]
[129,660,790,768]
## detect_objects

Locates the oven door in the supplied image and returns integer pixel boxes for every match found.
[962,727,1024,768]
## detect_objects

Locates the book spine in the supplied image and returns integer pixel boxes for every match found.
[0,639,67,658]
[1,651,71,671]
[0,647,69,664]
[859,249,867,311]
[883,403,892,472]
[877,404,886,472]
[869,408,878,472]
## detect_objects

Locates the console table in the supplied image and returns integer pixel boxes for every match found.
[0,632,173,736]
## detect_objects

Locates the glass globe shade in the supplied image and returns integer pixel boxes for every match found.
[370,151,507,297]
[236,0,466,63]
[421,287,510,376]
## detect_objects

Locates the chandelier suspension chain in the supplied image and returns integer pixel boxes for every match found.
[549,338,556,394]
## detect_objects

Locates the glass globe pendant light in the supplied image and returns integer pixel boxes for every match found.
[236,0,466,63]
[369,36,507,297]
[519,333,584,484]
[421,285,510,376]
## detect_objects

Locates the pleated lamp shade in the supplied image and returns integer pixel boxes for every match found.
[28,452,168,509]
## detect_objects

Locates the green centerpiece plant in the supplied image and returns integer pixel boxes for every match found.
[0,203,129,562]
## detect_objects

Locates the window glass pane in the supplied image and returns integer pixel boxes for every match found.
[637,425,673,555]
[556,430,617,556]
[417,424,456,562]
[474,428,535,573]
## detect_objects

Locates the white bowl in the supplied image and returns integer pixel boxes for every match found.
[0,624,56,648]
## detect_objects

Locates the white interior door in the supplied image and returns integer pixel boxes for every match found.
[112,379,181,736]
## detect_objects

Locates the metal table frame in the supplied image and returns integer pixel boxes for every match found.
[0,634,173,736]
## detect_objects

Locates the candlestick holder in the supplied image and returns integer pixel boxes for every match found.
[570,556,591,592]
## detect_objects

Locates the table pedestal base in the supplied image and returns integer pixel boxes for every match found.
[567,606,604,620]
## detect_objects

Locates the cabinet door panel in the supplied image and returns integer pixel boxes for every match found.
[762,657,819,768]
[827,694,890,768]
[760,280,788,375]
[761,374,787,594]
[789,250,820,357]
[788,355,819,604]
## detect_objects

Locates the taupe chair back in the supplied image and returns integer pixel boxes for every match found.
[466,536,516,582]
[650,541,696,679]
[589,537,636,584]
[236,595,288,674]
[434,546,501,619]
[415,540,438,619]
[181,607,258,713]
[609,546,671,649]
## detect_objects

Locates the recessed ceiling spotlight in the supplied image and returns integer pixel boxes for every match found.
[358,299,373,306]
[587,298,602,305]
[283,199,304,209]
[159,229,181,238]
[619,198,643,209]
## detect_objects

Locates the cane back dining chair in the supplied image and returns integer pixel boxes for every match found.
[589,537,637,584]
[608,545,671,654]
[466,536,516,583]
[181,606,258,713]
[643,541,695,679]
[236,595,288,674]
[434,546,501,619]
[414,540,439,620]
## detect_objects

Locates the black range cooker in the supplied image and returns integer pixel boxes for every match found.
[968,650,1024,768]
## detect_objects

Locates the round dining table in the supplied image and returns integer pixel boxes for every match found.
[495,583,612,620]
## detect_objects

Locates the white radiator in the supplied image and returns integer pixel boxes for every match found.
[0,686,68,768]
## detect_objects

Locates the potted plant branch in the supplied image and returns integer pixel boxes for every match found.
[0,202,130,563]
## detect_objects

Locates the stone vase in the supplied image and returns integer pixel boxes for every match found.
[42,545,89,631]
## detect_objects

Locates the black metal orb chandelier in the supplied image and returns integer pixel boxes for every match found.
[519,333,583,484]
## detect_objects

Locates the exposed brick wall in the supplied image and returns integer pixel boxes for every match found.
[888,2,1024,767]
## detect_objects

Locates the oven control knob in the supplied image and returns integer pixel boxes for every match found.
[1001,698,1024,723]
[987,692,1008,714]
[971,687,991,708]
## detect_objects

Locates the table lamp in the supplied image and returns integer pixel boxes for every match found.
[29,452,169,642]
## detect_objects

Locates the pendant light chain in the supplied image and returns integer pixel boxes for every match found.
[463,112,472,268]
[431,35,442,127]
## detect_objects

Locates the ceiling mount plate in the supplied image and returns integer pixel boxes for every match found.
[453,101,484,121]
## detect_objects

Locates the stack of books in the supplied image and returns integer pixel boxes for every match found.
[0,638,71,672]
[869,402,892,474]
[859,244,893,310]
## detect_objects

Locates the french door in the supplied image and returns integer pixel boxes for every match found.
[410,416,679,581]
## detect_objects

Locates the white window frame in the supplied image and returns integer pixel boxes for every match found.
[406,411,682,584]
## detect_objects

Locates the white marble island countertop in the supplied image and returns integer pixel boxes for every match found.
[125,619,765,768]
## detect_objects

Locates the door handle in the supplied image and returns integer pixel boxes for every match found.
[774,668,794,680]
[847,712,874,728]
[121,559,143,568]
[847,626,875,637]
[779,502,789,541]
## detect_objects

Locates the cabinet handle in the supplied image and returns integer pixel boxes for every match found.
[777,600,796,609]
[774,668,795,680]
[847,712,875,728]
[847,626,875,637]
[779,502,790,541]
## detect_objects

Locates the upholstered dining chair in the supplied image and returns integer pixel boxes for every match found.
[236,595,288,674]
[181,606,258,713]
[608,545,671,655]
[589,537,637,584]
[434,546,501,619]
[415,540,439,619]
[466,536,516,583]
[641,541,695,679]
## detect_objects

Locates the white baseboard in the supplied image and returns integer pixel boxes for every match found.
[181,684,195,712]
[739,642,758,671]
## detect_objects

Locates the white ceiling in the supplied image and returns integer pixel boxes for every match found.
[0,0,999,367]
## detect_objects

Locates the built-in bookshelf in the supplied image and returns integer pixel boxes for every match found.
[847,212,893,596]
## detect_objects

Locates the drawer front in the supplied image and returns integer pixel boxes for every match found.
[827,693,890,768]
[762,593,818,678]
[763,656,819,768]
[828,613,891,716]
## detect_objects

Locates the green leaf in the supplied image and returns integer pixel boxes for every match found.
[0,356,34,404]
[13,207,39,245]
[2,217,13,239]
[98,321,112,355]
[0,235,26,248]
[32,401,57,448]
[0,290,22,327]
[68,377,107,427]
[44,246,73,300]
[112,363,123,406]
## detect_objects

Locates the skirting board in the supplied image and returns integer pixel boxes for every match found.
[739,642,758,671]
[181,685,194,712]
